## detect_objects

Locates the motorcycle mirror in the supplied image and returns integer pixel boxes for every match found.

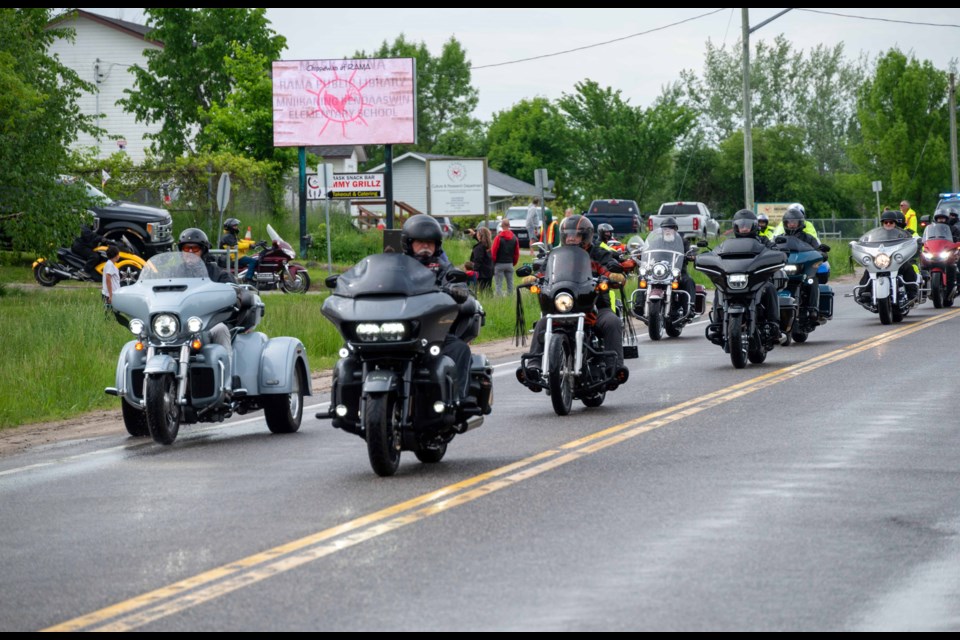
[324,274,339,289]
[775,236,787,244]
[626,236,644,251]
[820,244,831,253]
[530,241,546,253]
[515,265,533,278]
[445,269,467,284]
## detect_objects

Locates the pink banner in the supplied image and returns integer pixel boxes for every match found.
[272,58,416,147]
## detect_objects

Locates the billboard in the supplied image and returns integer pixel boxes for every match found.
[427,159,488,216]
[756,202,793,227]
[272,58,416,147]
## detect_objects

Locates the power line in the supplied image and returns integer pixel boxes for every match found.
[470,8,728,70]
[796,9,960,28]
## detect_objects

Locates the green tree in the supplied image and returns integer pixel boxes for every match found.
[0,9,101,254]
[557,80,694,210]
[355,34,481,166]
[484,98,573,199]
[118,8,286,160]
[851,48,950,214]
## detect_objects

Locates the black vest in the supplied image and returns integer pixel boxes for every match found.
[495,235,517,263]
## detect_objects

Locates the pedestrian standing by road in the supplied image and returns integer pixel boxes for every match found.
[526,197,541,256]
[900,200,918,236]
[491,218,519,296]
[101,245,120,310]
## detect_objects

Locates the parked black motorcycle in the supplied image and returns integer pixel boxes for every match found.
[317,253,492,477]
[515,244,632,415]
[694,237,790,369]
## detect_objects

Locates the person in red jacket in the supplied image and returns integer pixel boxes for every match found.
[491,217,520,296]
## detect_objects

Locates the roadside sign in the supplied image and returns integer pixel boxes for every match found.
[327,172,384,199]
[217,172,231,213]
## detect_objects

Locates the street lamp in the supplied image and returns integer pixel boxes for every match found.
[742,8,793,211]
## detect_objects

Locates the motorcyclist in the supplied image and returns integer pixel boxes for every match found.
[775,207,826,321]
[522,215,628,386]
[710,209,782,343]
[933,208,960,242]
[177,228,238,369]
[401,214,473,403]
[71,214,104,280]
[947,207,960,239]
[658,217,697,318]
[772,203,820,240]
[218,217,258,282]
[757,213,773,240]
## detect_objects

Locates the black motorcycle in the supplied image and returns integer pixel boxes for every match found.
[516,244,631,415]
[317,253,492,477]
[694,237,790,369]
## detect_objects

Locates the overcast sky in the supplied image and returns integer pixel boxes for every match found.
[88,8,960,121]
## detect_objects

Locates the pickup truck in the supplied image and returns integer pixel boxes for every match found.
[648,201,720,241]
[584,199,643,241]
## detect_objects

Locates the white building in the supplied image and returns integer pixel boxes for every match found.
[47,9,162,162]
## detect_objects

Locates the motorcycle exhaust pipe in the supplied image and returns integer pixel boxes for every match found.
[456,415,484,433]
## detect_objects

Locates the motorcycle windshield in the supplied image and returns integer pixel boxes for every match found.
[858,227,910,244]
[545,245,593,285]
[775,235,818,253]
[922,223,954,242]
[266,223,296,259]
[715,237,767,257]
[333,253,438,298]
[140,252,212,280]
[641,229,685,269]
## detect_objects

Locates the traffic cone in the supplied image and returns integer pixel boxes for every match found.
[245,226,252,240]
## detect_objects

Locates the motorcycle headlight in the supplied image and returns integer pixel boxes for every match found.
[940,250,953,260]
[153,314,179,339]
[555,292,574,313]
[355,322,407,342]
[784,264,798,274]
[129,319,144,335]
[639,266,648,276]
[874,253,891,269]
[922,251,934,260]
[671,267,681,278]
[186,316,203,333]
[652,263,668,279]
[727,274,748,289]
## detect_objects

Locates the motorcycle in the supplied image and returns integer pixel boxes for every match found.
[232,224,311,294]
[515,244,633,415]
[105,251,312,445]
[774,235,834,344]
[317,253,493,477]
[850,227,920,324]
[919,222,960,308]
[32,236,145,287]
[694,236,790,369]
[629,229,706,340]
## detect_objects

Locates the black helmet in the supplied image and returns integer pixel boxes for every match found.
[559,215,594,249]
[401,214,443,263]
[178,228,210,255]
[659,217,679,230]
[597,223,614,244]
[933,208,949,223]
[782,206,805,235]
[732,209,759,238]
[223,217,241,234]
[894,210,906,229]
[880,209,899,225]
[947,207,960,222]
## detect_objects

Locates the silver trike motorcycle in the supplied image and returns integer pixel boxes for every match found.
[106,252,312,444]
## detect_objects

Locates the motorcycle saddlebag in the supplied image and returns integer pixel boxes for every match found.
[694,285,706,315]
[777,293,797,333]
[818,285,834,320]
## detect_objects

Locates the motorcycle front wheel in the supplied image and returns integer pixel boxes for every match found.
[145,374,180,445]
[280,268,311,294]
[548,335,574,416]
[33,262,59,287]
[648,299,665,341]
[364,393,401,477]
[727,314,748,369]
[877,296,893,325]
[263,364,304,433]
[931,276,944,309]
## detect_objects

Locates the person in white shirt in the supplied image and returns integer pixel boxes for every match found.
[101,245,121,308]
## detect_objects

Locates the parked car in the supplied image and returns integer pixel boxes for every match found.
[503,206,551,248]
[434,216,456,239]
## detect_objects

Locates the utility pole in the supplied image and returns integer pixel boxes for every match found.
[950,73,958,192]
[742,8,793,211]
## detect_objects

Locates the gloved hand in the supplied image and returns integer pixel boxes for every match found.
[444,285,470,303]
[521,275,538,287]
[608,272,626,285]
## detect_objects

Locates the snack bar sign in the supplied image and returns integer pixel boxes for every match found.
[328,173,384,199]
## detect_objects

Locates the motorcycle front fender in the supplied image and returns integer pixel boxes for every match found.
[873,276,891,299]
[726,304,746,316]
[647,286,666,301]
[32,257,46,269]
[363,369,399,395]
[144,353,178,376]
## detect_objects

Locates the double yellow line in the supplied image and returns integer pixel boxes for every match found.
[45,309,960,631]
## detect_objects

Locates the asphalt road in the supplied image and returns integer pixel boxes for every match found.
[2,280,960,631]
